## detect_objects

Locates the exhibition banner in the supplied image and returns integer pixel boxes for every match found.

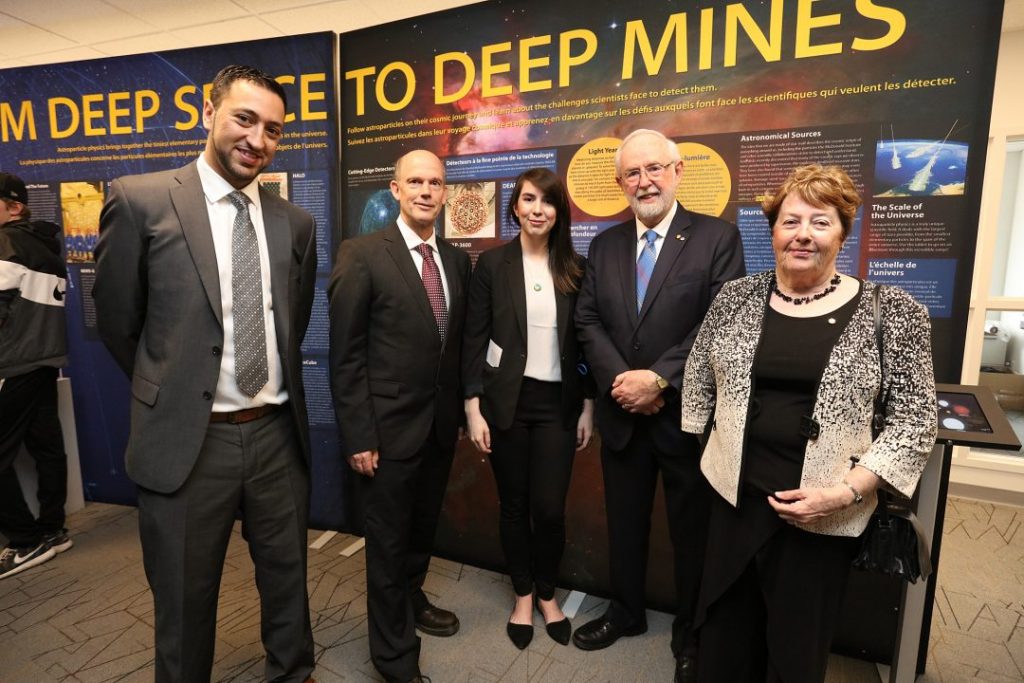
[0,33,345,527]
[339,0,1003,604]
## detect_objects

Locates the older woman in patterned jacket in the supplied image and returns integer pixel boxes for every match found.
[681,164,936,683]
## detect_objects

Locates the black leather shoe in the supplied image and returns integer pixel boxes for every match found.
[415,604,459,637]
[507,621,534,649]
[674,656,697,683]
[571,616,647,650]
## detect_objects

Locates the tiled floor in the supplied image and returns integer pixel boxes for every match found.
[0,497,1021,682]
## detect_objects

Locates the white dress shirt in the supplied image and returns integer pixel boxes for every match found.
[634,201,678,262]
[396,217,450,308]
[196,155,286,411]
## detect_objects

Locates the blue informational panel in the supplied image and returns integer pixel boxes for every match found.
[0,33,346,529]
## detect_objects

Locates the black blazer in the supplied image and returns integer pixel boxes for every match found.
[328,223,470,460]
[574,203,745,453]
[462,236,593,431]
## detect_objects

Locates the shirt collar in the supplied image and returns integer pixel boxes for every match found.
[635,201,678,241]
[196,155,261,210]
[396,215,439,253]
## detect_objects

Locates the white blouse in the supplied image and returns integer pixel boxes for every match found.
[522,258,560,382]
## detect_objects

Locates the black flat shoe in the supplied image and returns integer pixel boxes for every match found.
[534,597,571,645]
[507,621,534,649]
[545,617,571,645]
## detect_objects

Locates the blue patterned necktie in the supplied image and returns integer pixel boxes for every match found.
[228,190,268,397]
[636,229,658,313]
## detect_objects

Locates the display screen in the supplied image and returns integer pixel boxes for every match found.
[937,392,993,433]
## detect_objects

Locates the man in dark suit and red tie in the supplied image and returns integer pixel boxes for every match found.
[328,149,470,683]
[573,128,745,683]
[93,65,317,682]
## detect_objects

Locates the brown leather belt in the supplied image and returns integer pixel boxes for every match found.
[209,404,282,424]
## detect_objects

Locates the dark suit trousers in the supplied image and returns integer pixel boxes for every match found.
[137,408,313,683]
[363,429,454,683]
[0,367,68,549]
[489,378,576,599]
[601,422,708,657]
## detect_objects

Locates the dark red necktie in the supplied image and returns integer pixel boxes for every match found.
[416,243,448,339]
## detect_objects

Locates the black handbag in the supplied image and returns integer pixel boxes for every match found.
[850,285,932,583]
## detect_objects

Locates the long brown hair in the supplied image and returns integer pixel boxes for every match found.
[506,168,584,294]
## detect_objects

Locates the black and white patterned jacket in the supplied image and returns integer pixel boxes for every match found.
[681,271,937,537]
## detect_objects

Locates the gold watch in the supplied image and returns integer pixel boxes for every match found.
[653,373,669,391]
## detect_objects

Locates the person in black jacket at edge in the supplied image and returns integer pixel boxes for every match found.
[0,171,73,581]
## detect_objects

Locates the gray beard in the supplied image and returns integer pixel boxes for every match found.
[630,193,672,223]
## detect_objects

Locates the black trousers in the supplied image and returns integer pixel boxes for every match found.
[489,378,576,600]
[0,367,68,549]
[137,408,313,683]
[601,424,708,657]
[363,429,455,683]
[697,493,858,683]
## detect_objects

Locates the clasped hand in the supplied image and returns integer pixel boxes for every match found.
[348,449,379,477]
[611,369,665,414]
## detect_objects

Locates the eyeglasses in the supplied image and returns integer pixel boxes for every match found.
[621,161,677,186]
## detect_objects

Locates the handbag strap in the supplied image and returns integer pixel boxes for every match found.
[872,284,892,514]
[871,285,889,438]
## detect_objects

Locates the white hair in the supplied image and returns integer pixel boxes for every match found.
[613,129,680,175]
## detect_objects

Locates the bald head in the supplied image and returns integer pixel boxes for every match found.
[390,149,447,237]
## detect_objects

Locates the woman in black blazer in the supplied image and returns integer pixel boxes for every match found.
[463,167,595,649]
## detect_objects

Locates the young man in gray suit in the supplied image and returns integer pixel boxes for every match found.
[93,65,317,683]
[329,149,470,683]
[573,129,745,683]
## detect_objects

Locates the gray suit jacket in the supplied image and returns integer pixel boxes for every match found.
[93,161,317,493]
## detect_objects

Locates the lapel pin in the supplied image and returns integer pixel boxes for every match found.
[676,234,684,241]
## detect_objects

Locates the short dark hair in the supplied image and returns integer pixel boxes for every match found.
[209,65,287,110]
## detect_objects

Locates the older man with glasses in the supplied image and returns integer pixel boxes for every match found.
[573,129,745,682]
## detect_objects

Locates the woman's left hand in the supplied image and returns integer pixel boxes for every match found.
[576,399,595,451]
[768,485,855,524]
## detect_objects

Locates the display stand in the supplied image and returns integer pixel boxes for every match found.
[838,384,1019,682]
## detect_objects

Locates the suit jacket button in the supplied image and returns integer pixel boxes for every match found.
[202,391,213,400]
[212,346,221,356]
[633,342,641,350]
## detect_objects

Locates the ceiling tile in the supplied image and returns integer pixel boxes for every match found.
[232,0,339,13]
[262,1,383,34]
[11,45,108,67]
[367,0,480,25]
[0,14,76,55]
[1,1,153,43]
[103,0,249,30]
[169,16,283,47]
[93,32,199,58]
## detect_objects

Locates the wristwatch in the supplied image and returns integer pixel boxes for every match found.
[653,373,669,391]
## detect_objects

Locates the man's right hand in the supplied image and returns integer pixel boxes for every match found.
[347,450,379,477]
